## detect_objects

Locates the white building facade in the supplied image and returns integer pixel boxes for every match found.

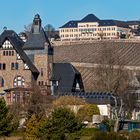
[59,14,131,41]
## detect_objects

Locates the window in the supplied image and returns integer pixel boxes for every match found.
[38,81,44,86]
[12,51,14,56]
[3,50,14,56]
[51,80,59,86]
[11,63,18,70]
[6,51,8,56]
[14,76,25,87]
[41,68,43,77]
[0,77,4,87]
[34,21,38,25]
[0,63,6,70]
[3,51,5,56]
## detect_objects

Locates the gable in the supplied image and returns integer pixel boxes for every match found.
[0,30,39,77]
[2,40,13,49]
[51,63,84,93]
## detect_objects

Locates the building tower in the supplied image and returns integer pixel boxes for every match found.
[32,14,42,34]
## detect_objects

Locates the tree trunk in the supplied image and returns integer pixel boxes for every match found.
[114,117,119,132]
[113,97,123,132]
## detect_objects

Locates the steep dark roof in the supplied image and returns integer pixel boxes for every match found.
[99,20,129,28]
[0,30,39,75]
[0,30,24,46]
[51,63,84,93]
[23,28,51,50]
[80,14,100,22]
[60,20,79,28]
[60,14,100,28]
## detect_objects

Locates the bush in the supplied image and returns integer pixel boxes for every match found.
[77,104,100,122]
[129,130,140,140]
[101,119,115,132]
[91,132,127,140]
[80,128,99,136]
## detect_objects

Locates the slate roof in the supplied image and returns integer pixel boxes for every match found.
[60,20,79,28]
[57,92,115,105]
[0,30,24,46]
[51,63,84,93]
[23,27,51,50]
[0,30,39,75]
[99,20,130,28]
[126,21,140,25]
[60,14,129,29]
[80,14,100,22]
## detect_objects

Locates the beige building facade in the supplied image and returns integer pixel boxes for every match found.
[59,14,131,41]
[0,14,84,105]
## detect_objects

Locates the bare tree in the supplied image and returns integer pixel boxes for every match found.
[98,30,104,40]
[94,45,132,132]
[24,23,32,37]
[44,24,55,39]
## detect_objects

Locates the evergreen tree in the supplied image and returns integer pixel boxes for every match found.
[0,98,14,137]
[37,107,83,140]
[25,114,39,140]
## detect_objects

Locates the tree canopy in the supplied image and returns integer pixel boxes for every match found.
[37,107,83,140]
[77,104,100,122]
[0,98,14,137]
[53,96,86,108]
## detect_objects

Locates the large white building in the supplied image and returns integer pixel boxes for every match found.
[59,14,131,41]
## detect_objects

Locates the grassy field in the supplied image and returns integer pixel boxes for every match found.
[0,137,22,140]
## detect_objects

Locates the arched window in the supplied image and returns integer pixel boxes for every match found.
[0,77,4,87]
[13,76,25,87]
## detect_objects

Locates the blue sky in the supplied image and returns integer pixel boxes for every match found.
[0,0,140,33]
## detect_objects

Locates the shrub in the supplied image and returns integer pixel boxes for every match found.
[129,130,140,140]
[80,128,99,136]
[77,104,100,122]
[91,132,127,140]
[101,119,115,132]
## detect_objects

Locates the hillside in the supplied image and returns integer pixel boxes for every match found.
[54,41,140,91]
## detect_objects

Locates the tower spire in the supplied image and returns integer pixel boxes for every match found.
[32,14,42,33]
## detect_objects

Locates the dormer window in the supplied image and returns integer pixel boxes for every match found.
[51,80,59,86]
[76,82,80,91]
[24,63,29,70]
[17,53,21,60]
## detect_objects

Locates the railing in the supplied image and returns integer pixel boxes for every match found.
[52,38,140,46]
